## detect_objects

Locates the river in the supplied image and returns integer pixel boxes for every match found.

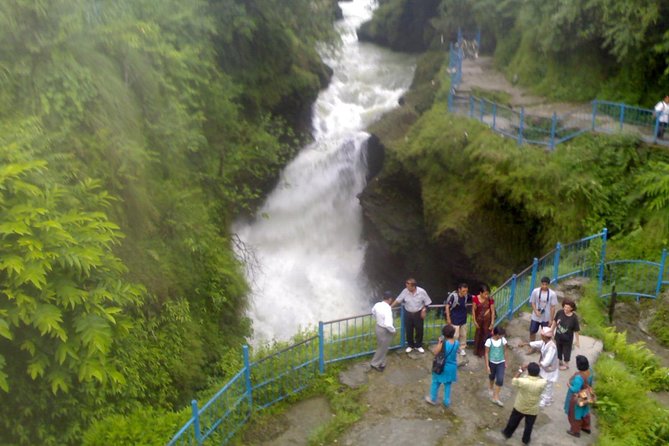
[234,0,416,343]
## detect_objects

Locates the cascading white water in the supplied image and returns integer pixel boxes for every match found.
[234,0,416,343]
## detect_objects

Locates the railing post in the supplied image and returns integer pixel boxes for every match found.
[508,274,517,319]
[518,107,525,146]
[457,46,463,85]
[656,248,667,297]
[619,103,625,131]
[448,88,453,111]
[318,322,325,373]
[654,115,660,143]
[598,228,608,297]
[400,306,406,349]
[479,98,485,122]
[552,242,561,283]
[191,400,202,444]
[591,100,598,131]
[476,28,481,51]
[530,257,538,296]
[492,103,497,130]
[549,112,557,149]
[243,345,252,405]
[469,95,474,117]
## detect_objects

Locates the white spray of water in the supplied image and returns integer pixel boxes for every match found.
[234,0,416,343]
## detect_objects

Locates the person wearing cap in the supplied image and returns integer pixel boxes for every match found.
[528,276,558,343]
[370,291,396,371]
[392,278,432,353]
[525,326,559,407]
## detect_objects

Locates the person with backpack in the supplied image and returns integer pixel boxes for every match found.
[654,95,669,139]
[425,324,459,407]
[485,326,508,407]
[445,283,471,356]
[564,355,594,438]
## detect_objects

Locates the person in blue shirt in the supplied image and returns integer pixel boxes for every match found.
[425,324,459,407]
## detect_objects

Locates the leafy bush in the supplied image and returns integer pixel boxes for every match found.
[594,356,669,445]
[83,407,190,446]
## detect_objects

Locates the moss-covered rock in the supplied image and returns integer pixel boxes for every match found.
[357,0,440,53]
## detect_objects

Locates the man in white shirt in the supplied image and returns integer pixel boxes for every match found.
[392,278,432,353]
[654,95,669,139]
[370,291,396,371]
[527,326,559,407]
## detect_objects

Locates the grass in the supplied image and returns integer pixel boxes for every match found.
[577,287,669,445]
[470,87,512,107]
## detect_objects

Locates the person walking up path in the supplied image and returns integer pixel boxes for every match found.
[528,277,558,344]
[551,298,580,370]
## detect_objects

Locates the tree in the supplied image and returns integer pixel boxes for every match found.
[0,119,143,395]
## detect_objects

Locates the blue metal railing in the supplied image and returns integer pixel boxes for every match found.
[168,242,668,444]
[445,37,668,149]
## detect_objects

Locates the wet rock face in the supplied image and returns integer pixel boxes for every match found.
[357,0,440,53]
[359,136,479,301]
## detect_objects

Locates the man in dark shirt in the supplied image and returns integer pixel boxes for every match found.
[445,283,471,356]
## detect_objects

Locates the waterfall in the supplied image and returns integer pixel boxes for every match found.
[234,0,416,343]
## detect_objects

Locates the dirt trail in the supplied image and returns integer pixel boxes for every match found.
[458,57,591,117]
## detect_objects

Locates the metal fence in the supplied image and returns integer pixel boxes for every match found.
[445,37,669,148]
[591,100,667,144]
[448,93,595,149]
[167,228,668,445]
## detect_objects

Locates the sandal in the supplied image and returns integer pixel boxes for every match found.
[559,365,569,370]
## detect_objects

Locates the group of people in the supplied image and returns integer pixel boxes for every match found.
[370,276,593,444]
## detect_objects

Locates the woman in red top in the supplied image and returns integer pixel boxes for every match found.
[472,284,495,357]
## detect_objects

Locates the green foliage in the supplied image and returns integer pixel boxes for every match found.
[594,356,669,445]
[452,0,669,103]
[469,88,512,107]
[82,407,190,446]
[572,289,669,444]
[0,0,337,444]
[0,126,144,393]
[649,294,669,347]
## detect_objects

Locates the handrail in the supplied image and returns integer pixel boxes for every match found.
[446,45,668,149]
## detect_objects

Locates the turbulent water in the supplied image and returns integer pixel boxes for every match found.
[234,0,416,343]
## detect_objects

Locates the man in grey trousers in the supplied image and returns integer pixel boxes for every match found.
[370,291,396,371]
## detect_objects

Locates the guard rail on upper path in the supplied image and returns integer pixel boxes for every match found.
[447,35,669,149]
[167,227,669,445]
